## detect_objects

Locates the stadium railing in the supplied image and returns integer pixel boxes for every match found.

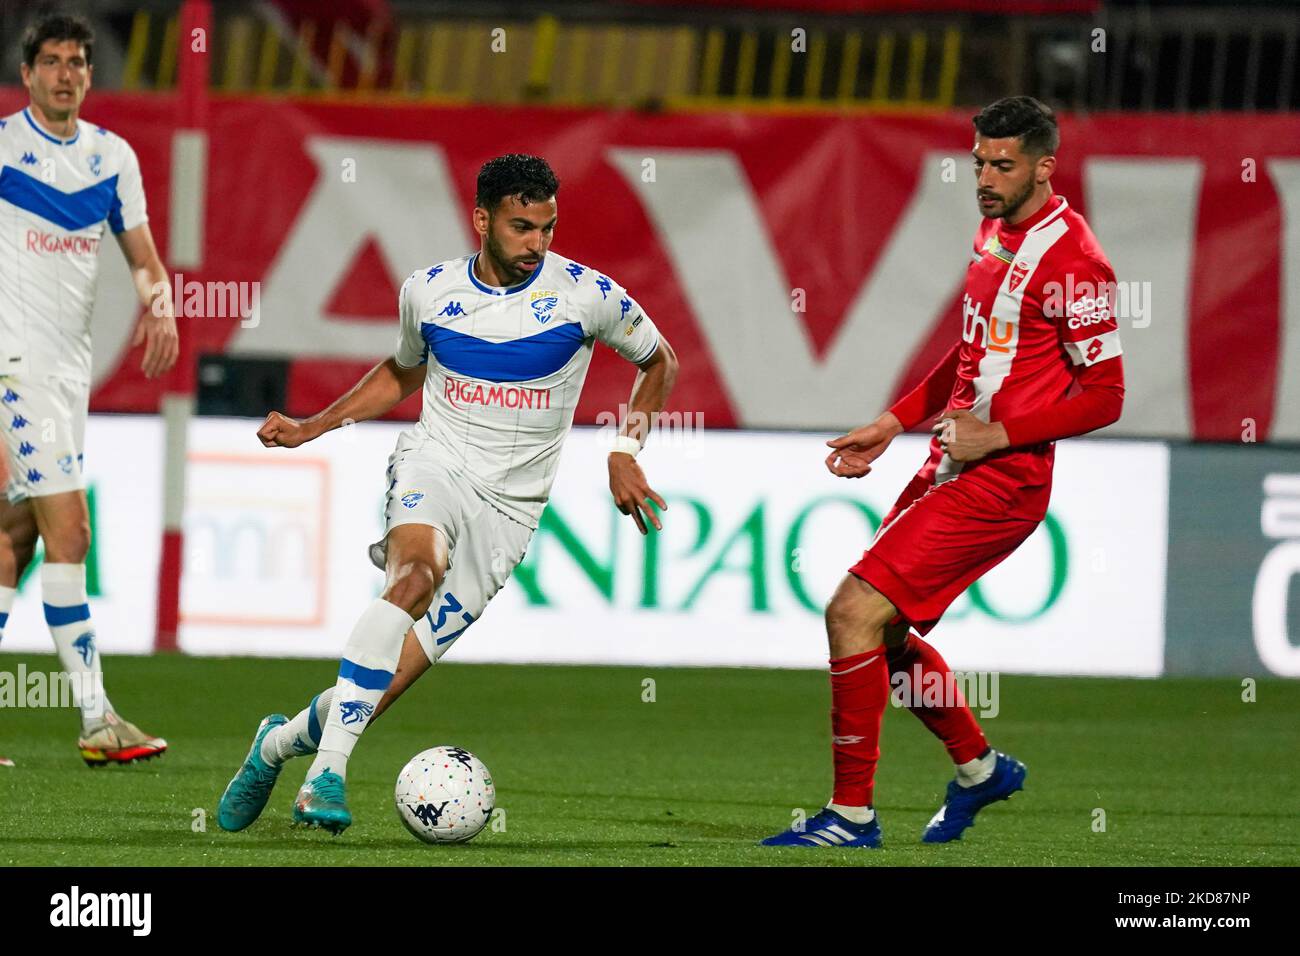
[70,2,1296,112]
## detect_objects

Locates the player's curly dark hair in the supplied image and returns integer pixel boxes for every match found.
[475,154,560,212]
[973,96,1059,157]
[21,11,94,68]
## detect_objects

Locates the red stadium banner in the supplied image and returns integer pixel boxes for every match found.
[1,90,1298,441]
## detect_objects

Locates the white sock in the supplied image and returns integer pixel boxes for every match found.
[827,802,876,825]
[42,563,112,728]
[305,599,413,782]
[0,584,14,646]
[955,748,997,788]
[262,688,333,766]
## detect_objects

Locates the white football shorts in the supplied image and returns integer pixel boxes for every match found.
[0,375,88,504]
[368,430,533,665]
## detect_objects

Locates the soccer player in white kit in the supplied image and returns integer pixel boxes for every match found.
[217,154,679,834]
[0,14,178,766]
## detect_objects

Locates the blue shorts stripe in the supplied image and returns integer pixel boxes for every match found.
[307,693,322,745]
[43,602,91,626]
[338,658,393,691]
[0,611,8,628]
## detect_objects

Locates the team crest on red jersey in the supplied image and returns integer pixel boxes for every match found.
[1008,259,1031,292]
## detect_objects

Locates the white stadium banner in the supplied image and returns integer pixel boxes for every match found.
[0,415,164,657]
[0,417,1169,677]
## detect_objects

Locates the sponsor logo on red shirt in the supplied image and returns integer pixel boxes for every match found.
[1067,290,1113,329]
[961,293,1015,354]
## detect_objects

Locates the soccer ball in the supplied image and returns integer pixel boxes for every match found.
[394,746,495,844]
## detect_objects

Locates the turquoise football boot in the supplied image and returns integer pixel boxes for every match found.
[218,714,288,832]
[293,769,352,835]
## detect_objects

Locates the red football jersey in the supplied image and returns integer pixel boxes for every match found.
[899,194,1123,515]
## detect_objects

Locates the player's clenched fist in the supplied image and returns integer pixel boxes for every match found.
[258,411,317,448]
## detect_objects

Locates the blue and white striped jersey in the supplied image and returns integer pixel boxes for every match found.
[0,108,148,384]
[395,250,661,528]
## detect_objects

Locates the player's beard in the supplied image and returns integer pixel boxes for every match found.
[980,175,1037,222]
[483,225,535,287]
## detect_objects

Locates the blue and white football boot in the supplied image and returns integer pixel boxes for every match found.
[217,714,287,832]
[761,807,883,848]
[921,750,1027,844]
[293,769,352,835]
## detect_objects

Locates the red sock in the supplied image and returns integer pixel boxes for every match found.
[885,632,988,764]
[829,649,889,807]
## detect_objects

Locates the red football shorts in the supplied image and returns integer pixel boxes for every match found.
[849,471,1041,635]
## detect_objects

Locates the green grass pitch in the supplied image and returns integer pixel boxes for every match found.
[1,653,1296,866]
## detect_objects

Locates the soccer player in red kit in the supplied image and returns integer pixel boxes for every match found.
[763,96,1124,848]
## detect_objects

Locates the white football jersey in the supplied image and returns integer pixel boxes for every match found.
[395,250,662,528]
[0,108,148,384]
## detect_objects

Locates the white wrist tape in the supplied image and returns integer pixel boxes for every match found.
[610,435,642,458]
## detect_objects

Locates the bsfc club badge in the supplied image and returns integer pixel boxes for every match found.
[530,290,560,324]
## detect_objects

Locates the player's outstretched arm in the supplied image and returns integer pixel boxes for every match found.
[608,337,679,535]
[825,340,961,476]
[117,225,178,379]
[825,412,904,478]
[257,357,426,448]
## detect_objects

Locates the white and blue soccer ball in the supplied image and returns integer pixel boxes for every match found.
[395,746,495,844]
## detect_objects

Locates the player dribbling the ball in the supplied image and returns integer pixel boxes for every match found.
[218,154,678,835]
